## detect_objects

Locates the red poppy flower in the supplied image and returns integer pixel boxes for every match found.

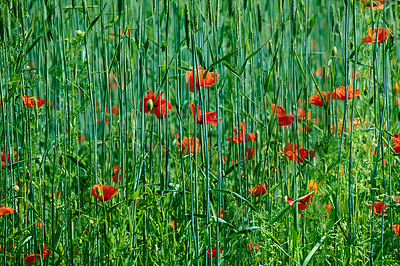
[287,197,308,211]
[309,91,331,106]
[308,179,319,192]
[393,145,400,154]
[393,224,399,237]
[22,96,45,108]
[226,122,256,143]
[25,244,52,264]
[0,205,14,216]
[105,106,119,116]
[271,104,287,118]
[369,202,387,216]
[49,191,61,199]
[287,194,314,211]
[112,165,122,183]
[91,184,118,201]
[248,183,266,198]
[78,135,86,143]
[392,134,400,145]
[283,143,316,163]
[271,104,295,126]
[139,90,173,119]
[332,85,361,100]
[361,0,388,10]
[185,66,219,92]
[189,104,220,126]
[1,150,17,163]
[324,204,333,215]
[170,221,179,229]
[207,247,223,258]
[240,147,255,161]
[279,114,295,126]
[247,243,261,252]
[362,27,390,43]
[175,134,201,155]
[393,82,400,94]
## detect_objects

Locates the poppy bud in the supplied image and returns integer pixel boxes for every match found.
[332,46,337,57]
[146,99,154,111]
[13,184,20,193]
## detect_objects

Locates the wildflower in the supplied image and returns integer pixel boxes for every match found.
[0,205,14,216]
[226,122,256,143]
[105,106,119,116]
[240,147,255,161]
[308,179,319,192]
[207,247,223,258]
[248,183,267,198]
[393,224,399,237]
[22,96,45,108]
[271,104,295,126]
[279,114,295,126]
[247,243,261,252]
[78,135,86,143]
[139,90,173,119]
[112,165,122,183]
[287,194,314,211]
[393,146,400,154]
[49,191,61,199]
[25,244,52,264]
[189,104,220,126]
[392,134,400,145]
[175,134,201,155]
[361,0,388,10]
[309,91,331,106]
[185,66,219,92]
[211,207,224,219]
[1,150,17,163]
[324,204,333,215]
[170,221,179,229]
[393,82,400,94]
[332,85,361,100]
[91,184,118,201]
[369,202,387,216]
[393,196,399,203]
[362,27,390,43]
[271,104,287,118]
[283,143,316,163]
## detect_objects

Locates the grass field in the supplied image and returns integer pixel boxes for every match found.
[1,0,400,265]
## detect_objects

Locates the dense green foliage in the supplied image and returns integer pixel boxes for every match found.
[1,0,400,265]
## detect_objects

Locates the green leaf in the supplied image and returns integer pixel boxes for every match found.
[87,4,106,32]
[228,226,260,239]
[307,15,317,37]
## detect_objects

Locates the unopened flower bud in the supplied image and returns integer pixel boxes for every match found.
[146,99,154,111]
[332,46,337,57]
